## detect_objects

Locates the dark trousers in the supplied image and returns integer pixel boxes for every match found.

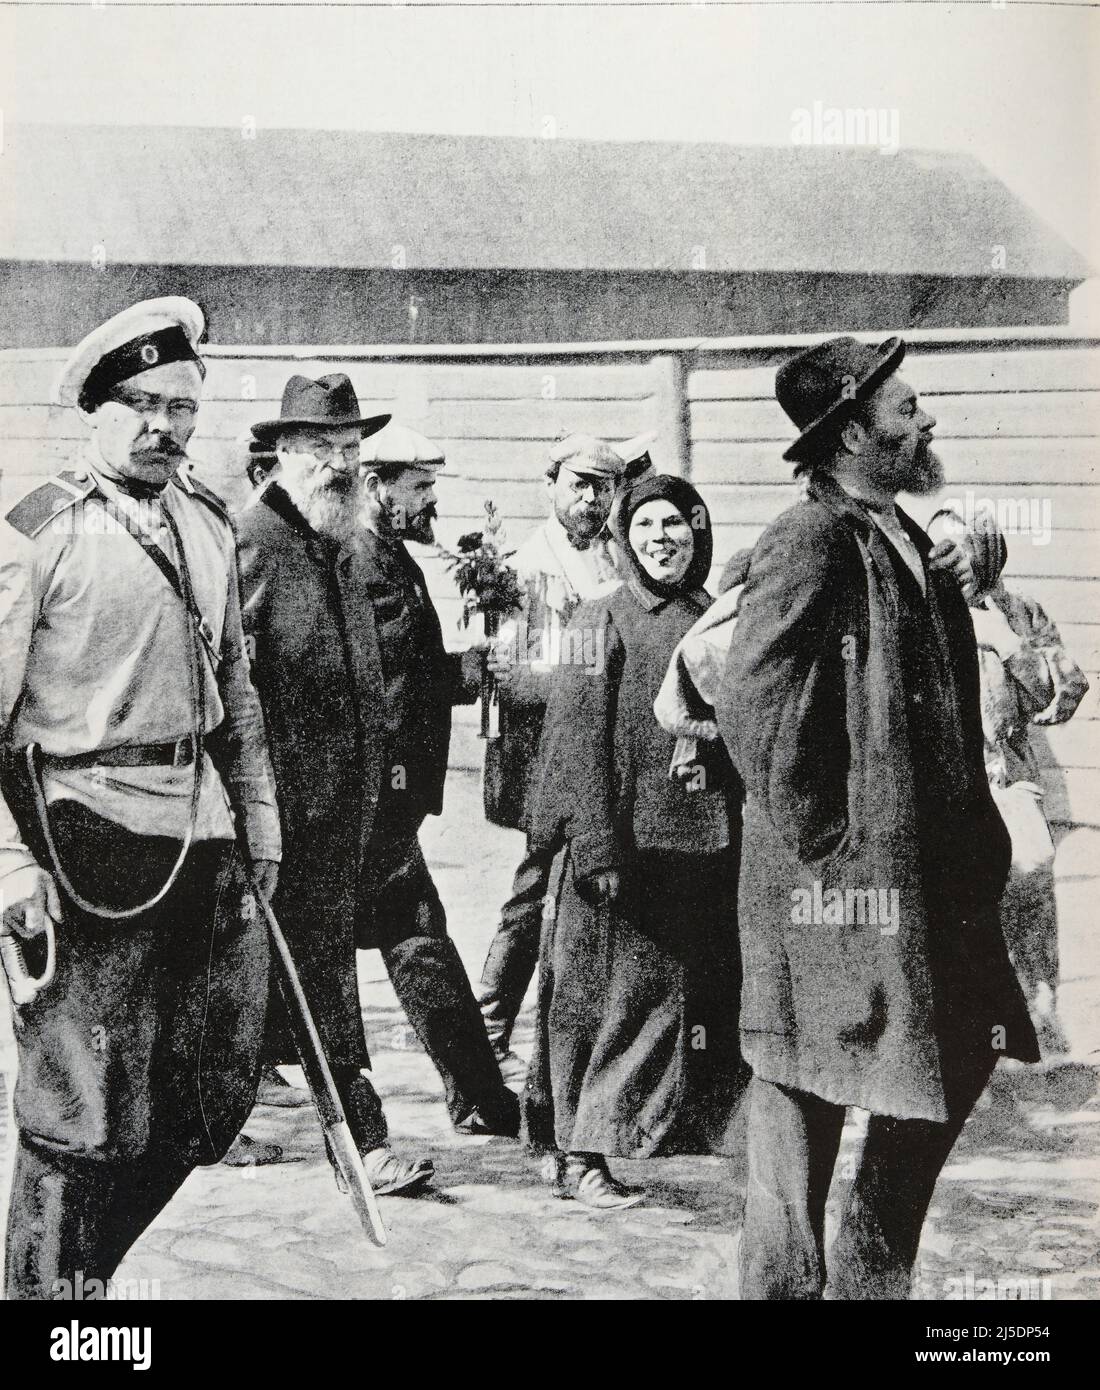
[4,802,269,1300]
[328,1068,388,1157]
[476,836,553,1050]
[6,1140,192,1300]
[739,1038,995,1301]
[367,834,519,1132]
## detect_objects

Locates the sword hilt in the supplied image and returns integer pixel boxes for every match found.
[0,917,56,1009]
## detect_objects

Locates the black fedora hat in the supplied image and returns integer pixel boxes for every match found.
[251,373,391,444]
[776,336,906,468]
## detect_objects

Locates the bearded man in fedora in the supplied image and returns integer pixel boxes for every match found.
[717,336,1038,1300]
[237,379,517,1195]
[235,374,435,1194]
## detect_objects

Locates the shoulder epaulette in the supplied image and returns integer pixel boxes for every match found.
[172,470,231,523]
[5,471,97,540]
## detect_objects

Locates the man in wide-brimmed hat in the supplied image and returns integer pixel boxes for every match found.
[238,383,518,1191]
[0,297,280,1296]
[717,336,1039,1300]
[236,375,440,1195]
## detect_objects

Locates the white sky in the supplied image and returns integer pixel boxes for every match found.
[1,0,1096,259]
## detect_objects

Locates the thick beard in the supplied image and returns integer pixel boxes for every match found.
[407,513,435,545]
[388,502,435,544]
[555,500,604,544]
[281,467,362,544]
[905,440,946,497]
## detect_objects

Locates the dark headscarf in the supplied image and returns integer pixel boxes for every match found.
[611,472,713,601]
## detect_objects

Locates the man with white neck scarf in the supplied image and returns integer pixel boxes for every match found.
[480,433,626,1080]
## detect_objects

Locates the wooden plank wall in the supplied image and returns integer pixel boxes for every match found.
[0,351,659,639]
[691,340,1100,830]
[1,335,1097,830]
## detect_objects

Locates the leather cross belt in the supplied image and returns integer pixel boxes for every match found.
[42,738,196,770]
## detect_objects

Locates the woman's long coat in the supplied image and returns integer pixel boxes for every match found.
[526,577,747,1158]
[717,473,1038,1123]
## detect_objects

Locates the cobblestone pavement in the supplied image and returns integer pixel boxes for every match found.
[2,772,1098,1301]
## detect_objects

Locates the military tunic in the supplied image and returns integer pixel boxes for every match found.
[1,453,279,1300]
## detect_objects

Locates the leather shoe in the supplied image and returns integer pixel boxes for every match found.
[353,1146,435,1197]
[561,1155,645,1211]
[221,1133,284,1167]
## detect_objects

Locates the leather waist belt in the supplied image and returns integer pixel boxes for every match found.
[43,738,196,771]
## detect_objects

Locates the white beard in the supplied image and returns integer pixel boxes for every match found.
[279,465,362,545]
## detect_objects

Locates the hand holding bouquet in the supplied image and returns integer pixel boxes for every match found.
[438,501,524,737]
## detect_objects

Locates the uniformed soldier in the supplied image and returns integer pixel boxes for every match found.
[0,297,281,1299]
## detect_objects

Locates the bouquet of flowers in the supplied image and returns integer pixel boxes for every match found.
[438,500,525,737]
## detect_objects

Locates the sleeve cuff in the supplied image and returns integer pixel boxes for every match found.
[570,829,622,882]
[240,807,282,865]
[0,845,39,884]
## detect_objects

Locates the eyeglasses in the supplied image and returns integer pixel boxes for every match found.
[284,437,362,466]
[108,388,199,424]
[563,474,615,497]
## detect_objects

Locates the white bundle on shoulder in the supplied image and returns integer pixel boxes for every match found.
[654,582,746,778]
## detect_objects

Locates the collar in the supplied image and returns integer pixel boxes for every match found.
[360,518,405,555]
[627,574,666,612]
[79,440,182,505]
[624,571,711,614]
[358,520,411,569]
[263,480,318,541]
[812,470,933,559]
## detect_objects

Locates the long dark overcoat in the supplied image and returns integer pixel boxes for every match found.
[526,577,747,1158]
[236,486,464,1066]
[717,472,1038,1123]
[236,484,385,1067]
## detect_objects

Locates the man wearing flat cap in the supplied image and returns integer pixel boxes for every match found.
[717,336,1038,1300]
[0,297,281,1297]
[355,420,520,1138]
[480,434,625,1079]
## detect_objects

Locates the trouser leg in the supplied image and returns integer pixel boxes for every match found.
[827,1044,996,1301]
[1001,865,1060,1013]
[330,1066,388,1155]
[375,839,519,1132]
[739,1076,846,1300]
[3,805,268,1297]
[10,804,268,1166]
[477,837,552,1051]
[4,1137,191,1301]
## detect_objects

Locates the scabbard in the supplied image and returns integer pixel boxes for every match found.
[251,886,388,1248]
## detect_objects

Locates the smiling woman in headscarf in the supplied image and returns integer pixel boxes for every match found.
[524,473,747,1210]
